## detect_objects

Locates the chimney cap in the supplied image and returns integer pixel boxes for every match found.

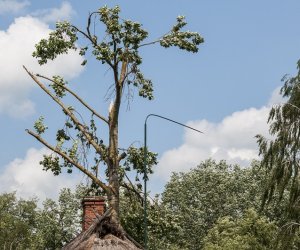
[82,196,105,204]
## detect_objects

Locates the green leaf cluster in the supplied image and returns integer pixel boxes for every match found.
[33,21,77,65]
[51,76,68,98]
[160,16,204,52]
[123,147,157,180]
[34,116,48,135]
[96,6,148,63]
[40,154,61,175]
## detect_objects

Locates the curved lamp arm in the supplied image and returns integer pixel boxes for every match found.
[143,114,203,249]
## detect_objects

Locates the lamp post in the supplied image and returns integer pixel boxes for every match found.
[143,114,203,249]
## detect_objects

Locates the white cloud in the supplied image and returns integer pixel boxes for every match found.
[0,13,83,117]
[0,148,81,202]
[0,0,30,14]
[154,95,279,180]
[32,2,75,23]
[0,96,36,118]
[268,86,284,106]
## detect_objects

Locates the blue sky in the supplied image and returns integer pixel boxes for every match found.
[0,0,299,200]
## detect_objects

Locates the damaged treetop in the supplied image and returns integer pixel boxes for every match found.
[24,5,203,248]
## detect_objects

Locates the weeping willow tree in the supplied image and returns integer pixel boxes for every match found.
[257,60,300,223]
[24,5,203,236]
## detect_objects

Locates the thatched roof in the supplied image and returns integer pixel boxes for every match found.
[63,209,143,250]
[64,233,141,250]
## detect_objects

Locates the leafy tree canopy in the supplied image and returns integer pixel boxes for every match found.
[159,159,266,249]
[0,186,88,249]
[1,159,300,249]
[203,209,277,250]
[0,192,37,249]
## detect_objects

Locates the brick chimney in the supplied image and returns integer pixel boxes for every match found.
[82,196,106,231]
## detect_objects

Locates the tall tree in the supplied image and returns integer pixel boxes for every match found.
[256,60,300,220]
[24,5,203,229]
[155,160,276,249]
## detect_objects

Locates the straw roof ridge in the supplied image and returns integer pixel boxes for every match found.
[63,208,143,250]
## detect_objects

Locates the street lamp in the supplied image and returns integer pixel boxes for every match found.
[143,114,203,249]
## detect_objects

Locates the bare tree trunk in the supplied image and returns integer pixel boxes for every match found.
[108,120,120,222]
[107,60,127,222]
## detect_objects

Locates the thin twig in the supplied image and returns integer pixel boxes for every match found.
[71,25,97,47]
[87,11,99,44]
[122,173,144,204]
[138,39,160,48]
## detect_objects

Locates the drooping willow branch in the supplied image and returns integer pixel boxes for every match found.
[35,74,109,124]
[26,129,110,194]
[284,102,300,112]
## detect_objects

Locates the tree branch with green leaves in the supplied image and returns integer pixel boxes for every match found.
[26,129,110,194]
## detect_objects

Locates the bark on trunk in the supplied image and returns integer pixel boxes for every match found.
[107,60,127,223]
[108,116,120,222]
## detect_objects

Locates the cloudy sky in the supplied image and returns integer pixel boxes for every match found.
[0,0,299,200]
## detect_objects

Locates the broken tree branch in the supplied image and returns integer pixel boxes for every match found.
[26,129,110,194]
[23,66,106,160]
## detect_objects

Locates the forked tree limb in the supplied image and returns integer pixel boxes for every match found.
[23,66,107,159]
[35,74,109,124]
